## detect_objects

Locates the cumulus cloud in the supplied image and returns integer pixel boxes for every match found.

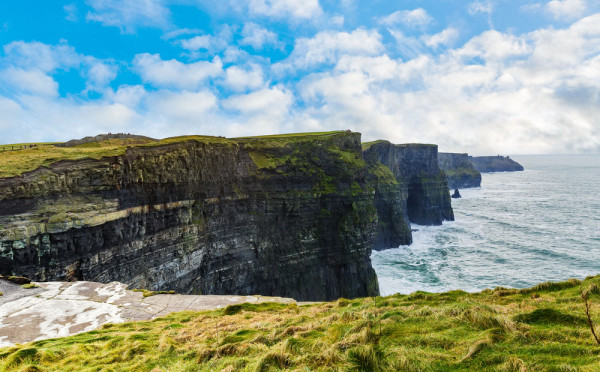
[0,41,117,97]
[3,41,80,72]
[247,0,323,20]
[240,23,281,50]
[423,28,460,48]
[133,53,223,89]
[222,86,294,136]
[146,90,217,120]
[294,15,600,154]
[0,68,59,97]
[223,64,265,92]
[545,0,587,21]
[276,28,384,71]
[179,27,234,55]
[379,8,433,28]
[2,12,600,155]
[86,0,170,33]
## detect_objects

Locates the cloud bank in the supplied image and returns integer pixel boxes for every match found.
[0,1,599,155]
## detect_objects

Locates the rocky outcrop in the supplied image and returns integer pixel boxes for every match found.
[438,153,482,189]
[0,133,379,301]
[363,141,454,250]
[470,156,524,173]
[56,133,157,147]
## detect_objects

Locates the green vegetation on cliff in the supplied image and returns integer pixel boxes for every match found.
[3,276,600,371]
[0,132,349,178]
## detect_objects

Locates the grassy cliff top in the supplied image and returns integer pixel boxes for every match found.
[0,131,352,178]
[2,276,600,371]
[362,140,438,151]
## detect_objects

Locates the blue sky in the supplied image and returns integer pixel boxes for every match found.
[0,0,599,154]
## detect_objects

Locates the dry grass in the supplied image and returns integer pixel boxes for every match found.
[2,277,600,371]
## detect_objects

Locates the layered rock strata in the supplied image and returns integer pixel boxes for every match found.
[363,141,454,250]
[0,133,379,301]
[438,152,482,189]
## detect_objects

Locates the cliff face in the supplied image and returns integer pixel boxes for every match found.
[438,153,482,189]
[363,141,454,250]
[0,133,379,301]
[470,156,524,172]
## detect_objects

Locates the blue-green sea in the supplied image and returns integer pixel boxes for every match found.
[372,155,600,296]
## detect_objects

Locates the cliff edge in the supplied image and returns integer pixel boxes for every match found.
[0,132,379,301]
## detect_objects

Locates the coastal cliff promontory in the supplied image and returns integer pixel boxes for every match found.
[438,152,482,189]
[0,132,379,301]
[363,141,454,250]
[0,132,456,300]
[470,155,524,172]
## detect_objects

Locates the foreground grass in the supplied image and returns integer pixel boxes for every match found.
[3,277,600,371]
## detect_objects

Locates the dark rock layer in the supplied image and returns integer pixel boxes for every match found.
[438,152,482,189]
[0,133,379,301]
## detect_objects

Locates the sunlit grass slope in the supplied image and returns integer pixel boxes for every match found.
[3,276,600,371]
[0,132,348,178]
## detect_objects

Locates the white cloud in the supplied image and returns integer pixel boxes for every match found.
[180,35,226,52]
[179,26,234,56]
[277,28,384,70]
[86,0,170,33]
[222,86,294,137]
[456,30,530,62]
[247,0,323,20]
[84,59,118,92]
[2,15,600,154]
[379,8,433,28]
[423,28,460,48]
[133,53,223,89]
[0,68,58,97]
[468,0,494,15]
[64,4,78,22]
[468,0,495,29]
[388,30,426,59]
[294,15,600,154]
[162,28,202,40]
[1,41,116,96]
[545,0,587,21]
[240,23,280,50]
[147,90,217,119]
[3,41,80,72]
[223,86,292,114]
[223,64,265,92]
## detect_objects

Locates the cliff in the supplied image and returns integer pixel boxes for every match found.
[438,152,482,189]
[0,132,379,301]
[363,141,454,250]
[470,155,524,172]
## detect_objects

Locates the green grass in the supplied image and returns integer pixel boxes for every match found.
[0,132,352,178]
[235,131,345,139]
[3,276,600,371]
[132,289,177,297]
[20,283,40,289]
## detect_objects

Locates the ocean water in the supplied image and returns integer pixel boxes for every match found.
[371,155,600,296]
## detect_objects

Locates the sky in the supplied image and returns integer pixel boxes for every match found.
[0,0,599,154]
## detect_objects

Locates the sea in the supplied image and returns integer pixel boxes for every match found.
[371,155,600,296]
